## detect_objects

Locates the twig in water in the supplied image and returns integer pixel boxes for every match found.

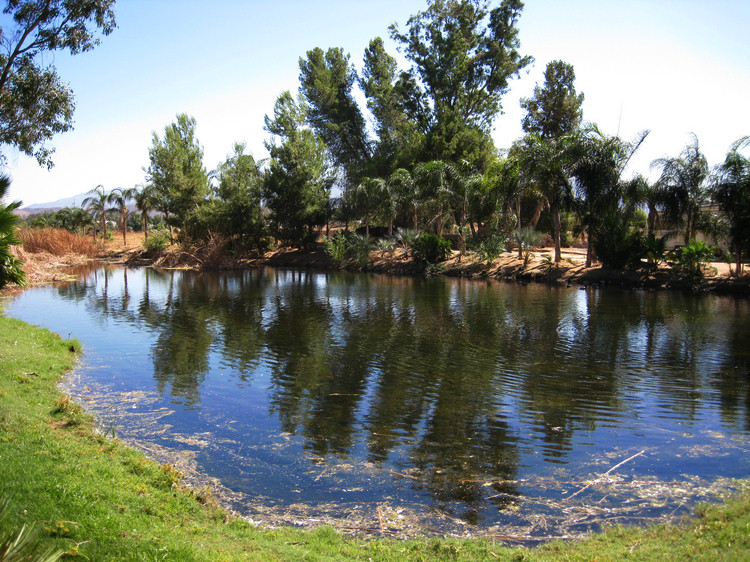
[567,450,646,500]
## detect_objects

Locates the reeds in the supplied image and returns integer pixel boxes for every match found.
[17,227,98,257]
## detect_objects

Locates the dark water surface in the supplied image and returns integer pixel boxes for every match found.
[6,266,750,537]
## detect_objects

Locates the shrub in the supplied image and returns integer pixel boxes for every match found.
[395,228,420,256]
[471,233,506,265]
[667,239,715,288]
[323,232,372,270]
[411,233,452,264]
[143,230,171,254]
[512,226,544,267]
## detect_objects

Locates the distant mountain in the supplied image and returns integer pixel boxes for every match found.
[21,191,102,212]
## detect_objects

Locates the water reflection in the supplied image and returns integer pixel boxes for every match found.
[16,266,750,529]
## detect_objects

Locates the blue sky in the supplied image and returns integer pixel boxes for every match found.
[3,0,750,206]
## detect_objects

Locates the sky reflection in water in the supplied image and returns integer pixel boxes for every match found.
[7,266,750,535]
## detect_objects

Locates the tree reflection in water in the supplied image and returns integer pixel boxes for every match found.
[39,265,750,526]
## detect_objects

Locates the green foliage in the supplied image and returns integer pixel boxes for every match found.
[590,212,646,270]
[263,92,333,248]
[411,233,452,264]
[667,239,715,288]
[395,227,420,255]
[513,226,544,267]
[652,134,712,244]
[146,114,209,234]
[323,231,373,270]
[298,47,370,182]
[0,0,116,168]
[390,0,531,169]
[521,59,584,139]
[25,207,93,234]
[712,137,750,275]
[142,230,170,254]
[470,232,506,265]
[0,176,25,289]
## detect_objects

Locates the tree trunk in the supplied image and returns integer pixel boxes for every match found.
[553,204,562,263]
[516,195,524,260]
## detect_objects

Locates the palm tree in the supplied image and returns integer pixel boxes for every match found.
[651,134,711,245]
[389,168,418,231]
[517,133,575,263]
[712,136,750,275]
[82,185,112,240]
[352,177,385,237]
[0,175,25,289]
[414,160,453,236]
[569,125,648,267]
[134,184,159,240]
[109,187,137,245]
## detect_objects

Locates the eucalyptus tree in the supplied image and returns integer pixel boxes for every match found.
[0,0,116,168]
[390,0,531,169]
[109,187,137,245]
[712,137,750,275]
[263,91,333,248]
[82,184,112,239]
[146,114,209,239]
[651,135,712,245]
[0,175,24,288]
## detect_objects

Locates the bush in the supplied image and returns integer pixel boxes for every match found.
[513,226,544,267]
[471,233,506,265]
[143,230,171,254]
[411,233,452,264]
[323,231,372,270]
[667,239,715,288]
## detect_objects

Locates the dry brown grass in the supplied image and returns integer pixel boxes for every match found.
[18,227,99,257]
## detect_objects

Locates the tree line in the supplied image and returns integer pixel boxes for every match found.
[2,1,749,290]
[126,0,749,277]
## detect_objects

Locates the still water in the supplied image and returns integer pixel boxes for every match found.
[6,266,750,536]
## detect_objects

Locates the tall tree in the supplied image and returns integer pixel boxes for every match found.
[134,183,158,240]
[651,134,711,244]
[298,47,370,184]
[570,125,648,267]
[0,0,116,167]
[516,133,574,262]
[263,91,333,247]
[390,0,531,169]
[361,37,423,176]
[108,186,136,245]
[712,137,750,275]
[209,142,265,246]
[81,184,111,239]
[521,60,584,140]
[146,114,208,239]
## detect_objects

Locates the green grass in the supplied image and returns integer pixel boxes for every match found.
[1,311,749,561]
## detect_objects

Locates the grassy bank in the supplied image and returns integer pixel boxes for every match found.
[1,312,749,561]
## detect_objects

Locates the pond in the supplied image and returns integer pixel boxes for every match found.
[6,266,750,539]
